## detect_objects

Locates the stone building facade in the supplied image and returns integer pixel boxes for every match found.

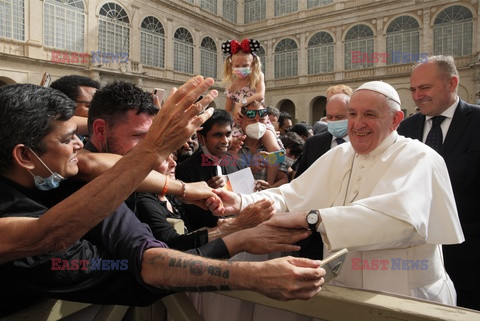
[0,0,478,122]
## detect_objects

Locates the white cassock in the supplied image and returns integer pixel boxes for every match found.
[241,131,464,305]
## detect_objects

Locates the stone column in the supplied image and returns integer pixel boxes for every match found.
[26,0,44,59]
[266,0,274,19]
[165,18,174,72]
[298,33,307,77]
[422,8,433,56]
[129,4,141,63]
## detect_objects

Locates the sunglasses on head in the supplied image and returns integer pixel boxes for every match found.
[242,108,268,119]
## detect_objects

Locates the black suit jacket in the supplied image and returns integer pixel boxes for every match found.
[292,131,335,260]
[398,99,480,293]
[295,131,333,178]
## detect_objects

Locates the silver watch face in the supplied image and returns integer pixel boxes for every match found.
[307,212,318,224]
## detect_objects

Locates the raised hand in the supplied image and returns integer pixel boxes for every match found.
[142,76,218,162]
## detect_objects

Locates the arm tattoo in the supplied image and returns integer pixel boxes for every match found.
[149,253,167,265]
[163,285,231,292]
[169,257,230,279]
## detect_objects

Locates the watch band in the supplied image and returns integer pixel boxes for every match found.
[307,209,320,232]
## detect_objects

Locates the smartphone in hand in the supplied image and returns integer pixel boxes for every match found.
[40,72,51,87]
[153,88,165,107]
[321,248,348,283]
[261,150,285,165]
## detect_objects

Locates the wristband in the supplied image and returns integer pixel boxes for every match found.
[178,180,187,200]
[160,175,169,196]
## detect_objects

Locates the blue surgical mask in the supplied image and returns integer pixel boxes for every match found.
[28,148,65,191]
[232,67,251,78]
[327,119,348,138]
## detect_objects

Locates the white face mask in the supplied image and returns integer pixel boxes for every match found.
[245,122,267,140]
[285,156,295,168]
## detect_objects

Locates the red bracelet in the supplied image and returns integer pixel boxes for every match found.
[160,175,169,196]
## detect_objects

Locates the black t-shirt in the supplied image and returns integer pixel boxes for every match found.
[0,176,169,316]
[133,192,229,259]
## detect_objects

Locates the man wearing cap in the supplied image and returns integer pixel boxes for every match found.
[208,80,464,305]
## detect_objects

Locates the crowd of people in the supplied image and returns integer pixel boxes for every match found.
[0,39,478,319]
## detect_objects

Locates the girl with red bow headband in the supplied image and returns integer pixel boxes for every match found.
[221,38,264,122]
[221,38,285,188]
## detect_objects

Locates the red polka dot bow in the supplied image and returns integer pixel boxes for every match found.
[222,38,261,55]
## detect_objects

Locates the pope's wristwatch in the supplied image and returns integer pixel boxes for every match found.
[306,210,320,232]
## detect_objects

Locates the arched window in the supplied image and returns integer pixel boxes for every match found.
[344,24,374,70]
[98,3,129,56]
[200,37,217,79]
[308,31,334,74]
[244,0,266,24]
[274,38,298,79]
[257,46,266,74]
[0,0,25,41]
[274,0,298,17]
[140,16,164,68]
[307,0,333,9]
[223,0,237,23]
[174,27,193,74]
[434,5,473,57]
[386,16,420,64]
[44,0,85,52]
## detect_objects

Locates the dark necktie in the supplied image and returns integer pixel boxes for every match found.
[335,137,346,145]
[425,116,446,152]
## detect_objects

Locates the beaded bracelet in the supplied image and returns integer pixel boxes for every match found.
[178,180,187,200]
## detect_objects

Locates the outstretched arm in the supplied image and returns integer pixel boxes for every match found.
[76,150,217,209]
[141,247,325,301]
[0,76,217,264]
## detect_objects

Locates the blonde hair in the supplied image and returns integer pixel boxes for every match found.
[222,52,263,89]
[326,84,353,100]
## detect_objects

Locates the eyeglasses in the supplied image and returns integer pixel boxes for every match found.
[242,108,268,119]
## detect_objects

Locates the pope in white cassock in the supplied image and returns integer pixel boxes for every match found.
[208,81,464,305]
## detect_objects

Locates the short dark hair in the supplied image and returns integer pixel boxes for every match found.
[88,81,158,134]
[0,84,75,173]
[290,123,311,138]
[199,109,233,136]
[266,105,280,118]
[50,75,100,101]
[280,132,304,157]
[278,111,292,127]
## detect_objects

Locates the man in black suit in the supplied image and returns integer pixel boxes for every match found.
[295,93,350,178]
[294,93,350,260]
[398,55,480,310]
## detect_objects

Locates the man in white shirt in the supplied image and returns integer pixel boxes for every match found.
[207,80,464,305]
